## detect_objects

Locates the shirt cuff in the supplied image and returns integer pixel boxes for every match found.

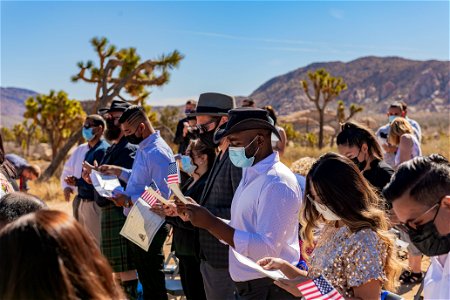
[119,169,131,182]
[233,229,250,256]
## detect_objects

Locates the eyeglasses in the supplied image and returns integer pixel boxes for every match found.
[196,120,218,134]
[398,200,442,232]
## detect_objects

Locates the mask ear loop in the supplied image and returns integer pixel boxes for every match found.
[245,135,260,158]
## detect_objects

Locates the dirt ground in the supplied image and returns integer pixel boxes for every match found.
[47,201,424,299]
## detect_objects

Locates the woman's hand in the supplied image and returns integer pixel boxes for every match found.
[82,160,98,174]
[257,257,287,271]
[258,257,308,279]
[150,202,166,217]
[274,277,309,298]
[163,202,179,217]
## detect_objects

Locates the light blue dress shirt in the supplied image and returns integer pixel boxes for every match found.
[121,131,174,215]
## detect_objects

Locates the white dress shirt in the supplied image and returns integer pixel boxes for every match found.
[423,251,450,299]
[229,152,302,282]
[60,143,89,193]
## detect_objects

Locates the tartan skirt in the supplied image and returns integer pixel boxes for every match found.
[101,203,135,272]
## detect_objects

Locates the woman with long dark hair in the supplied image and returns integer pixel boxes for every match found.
[159,139,216,300]
[258,153,402,299]
[337,122,393,194]
[0,210,125,300]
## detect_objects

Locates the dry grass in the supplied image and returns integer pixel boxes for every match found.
[28,176,65,203]
[281,133,449,167]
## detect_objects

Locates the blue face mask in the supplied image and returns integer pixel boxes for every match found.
[82,127,94,141]
[229,136,259,168]
[181,155,197,174]
[388,115,398,124]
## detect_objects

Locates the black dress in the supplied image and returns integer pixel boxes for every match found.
[166,172,210,300]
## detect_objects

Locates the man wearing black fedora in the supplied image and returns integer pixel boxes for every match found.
[180,108,302,300]
[186,92,242,300]
[81,99,140,298]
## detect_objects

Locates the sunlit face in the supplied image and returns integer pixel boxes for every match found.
[337,144,360,160]
[121,121,143,137]
[185,103,195,112]
[22,169,37,181]
[105,111,123,127]
[337,143,368,164]
[387,107,404,117]
[392,194,450,235]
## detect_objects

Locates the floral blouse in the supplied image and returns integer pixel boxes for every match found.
[0,172,14,198]
[308,225,387,297]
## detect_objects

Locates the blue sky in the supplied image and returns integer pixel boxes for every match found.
[1,1,449,105]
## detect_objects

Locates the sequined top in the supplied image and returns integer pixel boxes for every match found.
[308,225,387,297]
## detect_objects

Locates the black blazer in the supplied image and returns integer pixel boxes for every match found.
[166,170,210,256]
[197,149,242,268]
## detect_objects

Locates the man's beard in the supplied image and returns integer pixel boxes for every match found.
[105,122,122,141]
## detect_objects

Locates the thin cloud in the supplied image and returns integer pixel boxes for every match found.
[173,30,422,53]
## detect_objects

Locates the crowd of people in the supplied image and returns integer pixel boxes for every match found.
[0,94,448,300]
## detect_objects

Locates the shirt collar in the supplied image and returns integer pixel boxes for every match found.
[139,130,160,148]
[244,152,279,177]
[89,139,104,150]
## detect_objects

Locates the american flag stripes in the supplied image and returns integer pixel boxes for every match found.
[139,181,161,207]
[167,162,180,185]
[297,275,344,300]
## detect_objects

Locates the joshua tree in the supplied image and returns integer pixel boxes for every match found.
[39,37,184,181]
[300,68,347,149]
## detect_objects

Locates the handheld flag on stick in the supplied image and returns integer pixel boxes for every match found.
[167,162,180,184]
[146,180,170,205]
[166,162,189,204]
[139,184,159,207]
[296,275,344,300]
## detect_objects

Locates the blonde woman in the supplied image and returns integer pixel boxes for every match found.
[388,117,422,168]
[389,118,424,284]
[258,153,402,299]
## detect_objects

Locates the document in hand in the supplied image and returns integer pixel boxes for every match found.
[231,249,287,281]
[168,183,190,204]
[120,198,165,251]
[90,170,121,198]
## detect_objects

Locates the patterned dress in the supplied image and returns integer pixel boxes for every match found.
[308,225,388,297]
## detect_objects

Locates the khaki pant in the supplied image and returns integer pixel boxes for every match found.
[78,199,102,248]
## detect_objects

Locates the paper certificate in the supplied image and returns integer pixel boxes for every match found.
[120,198,165,251]
[90,170,121,198]
[168,183,190,204]
[231,249,287,281]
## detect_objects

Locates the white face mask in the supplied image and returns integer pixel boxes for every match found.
[313,201,341,221]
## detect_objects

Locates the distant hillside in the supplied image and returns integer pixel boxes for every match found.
[250,56,450,115]
[0,87,39,128]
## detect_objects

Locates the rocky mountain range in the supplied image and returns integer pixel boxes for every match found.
[0,87,38,128]
[250,56,449,115]
[1,56,449,128]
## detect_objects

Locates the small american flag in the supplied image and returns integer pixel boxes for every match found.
[297,275,344,300]
[167,162,180,185]
[140,181,160,207]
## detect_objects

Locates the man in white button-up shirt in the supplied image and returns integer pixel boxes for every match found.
[180,108,302,299]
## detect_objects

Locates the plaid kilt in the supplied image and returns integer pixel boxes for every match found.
[101,203,135,272]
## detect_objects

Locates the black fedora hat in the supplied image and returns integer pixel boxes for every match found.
[188,92,236,117]
[214,108,281,143]
[98,99,132,115]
